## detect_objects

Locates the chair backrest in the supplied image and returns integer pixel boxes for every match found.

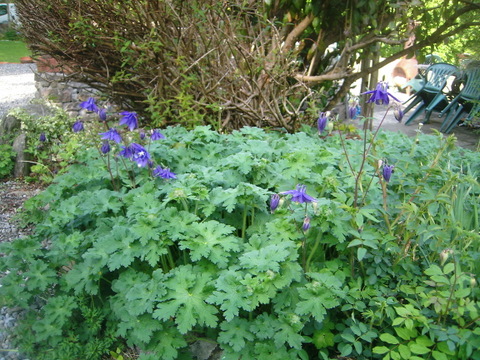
[423,63,458,92]
[458,66,480,101]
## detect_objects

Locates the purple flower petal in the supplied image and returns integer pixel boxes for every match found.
[99,128,122,143]
[119,111,138,131]
[280,184,317,203]
[153,166,177,179]
[151,129,166,141]
[79,97,99,112]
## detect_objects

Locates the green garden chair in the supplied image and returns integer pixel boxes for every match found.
[403,63,458,125]
[438,66,480,133]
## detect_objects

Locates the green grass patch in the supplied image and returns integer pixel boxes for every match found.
[0,40,31,63]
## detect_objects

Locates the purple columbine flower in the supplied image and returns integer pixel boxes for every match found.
[72,121,84,133]
[98,108,107,121]
[99,128,122,143]
[153,166,177,179]
[100,140,111,154]
[151,129,166,141]
[362,81,400,105]
[119,111,138,131]
[382,164,395,182]
[317,112,328,133]
[280,184,317,204]
[79,97,99,112]
[119,143,151,167]
[270,194,280,213]
[302,217,311,232]
[39,133,47,142]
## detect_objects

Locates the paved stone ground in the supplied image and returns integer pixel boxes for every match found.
[371,90,479,151]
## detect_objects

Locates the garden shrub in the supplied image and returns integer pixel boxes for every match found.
[0,143,15,178]
[16,0,313,132]
[0,102,479,359]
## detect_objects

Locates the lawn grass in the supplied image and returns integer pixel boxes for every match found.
[0,40,31,63]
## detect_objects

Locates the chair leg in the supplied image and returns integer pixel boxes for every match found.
[443,106,465,134]
[439,99,459,119]
[404,102,426,125]
[439,105,458,132]
[425,94,447,114]
[403,96,423,115]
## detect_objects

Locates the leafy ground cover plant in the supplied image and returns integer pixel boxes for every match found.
[0,97,479,360]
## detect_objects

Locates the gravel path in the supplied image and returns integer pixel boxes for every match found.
[0,63,36,119]
[0,64,36,360]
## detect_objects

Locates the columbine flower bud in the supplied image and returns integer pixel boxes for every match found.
[100,140,111,154]
[382,164,394,182]
[72,121,84,133]
[98,108,107,121]
[440,249,453,265]
[317,112,328,134]
[270,194,280,213]
[393,104,404,122]
[39,133,47,142]
[377,159,383,169]
[470,276,477,288]
[302,217,311,232]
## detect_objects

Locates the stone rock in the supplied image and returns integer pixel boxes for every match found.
[12,133,31,178]
[190,340,222,360]
[0,114,21,144]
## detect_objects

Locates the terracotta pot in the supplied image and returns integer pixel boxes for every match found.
[20,56,34,64]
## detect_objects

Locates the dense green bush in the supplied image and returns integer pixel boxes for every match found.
[1,106,479,359]
[0,143,15,178]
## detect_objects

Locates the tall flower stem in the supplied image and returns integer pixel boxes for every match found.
[352,109,391,207]
[305,231,322,272]
[241,203,248,240]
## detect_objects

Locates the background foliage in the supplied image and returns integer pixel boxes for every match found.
[1,122,479,359]
[14,0,480,131]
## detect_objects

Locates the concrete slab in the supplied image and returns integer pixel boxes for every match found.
[370,91,479,151]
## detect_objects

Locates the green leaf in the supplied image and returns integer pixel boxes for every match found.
[145,323,187,360]
[373,346,390,354]
[357,247,367,261]
[239,242,292,273]
[380,333,400,344]
[424,265,443,277]
[443,262,455,274]
[207,270,252,321]
[395,327,416,340]
[341,333,356,343]
[409,342,430,355]
[179,220,241,268]
[398,344,411,359]
[296,271,344,322]
[432,350,448,360]
[338,343,353,357]
[274,319,305,349]
[153,265,218,334]
[353,341,363,355]
[218,318,255,352]
[415,335,434,347]
[24,260,57,291]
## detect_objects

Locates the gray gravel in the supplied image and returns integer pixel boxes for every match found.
[0,64,36,119]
